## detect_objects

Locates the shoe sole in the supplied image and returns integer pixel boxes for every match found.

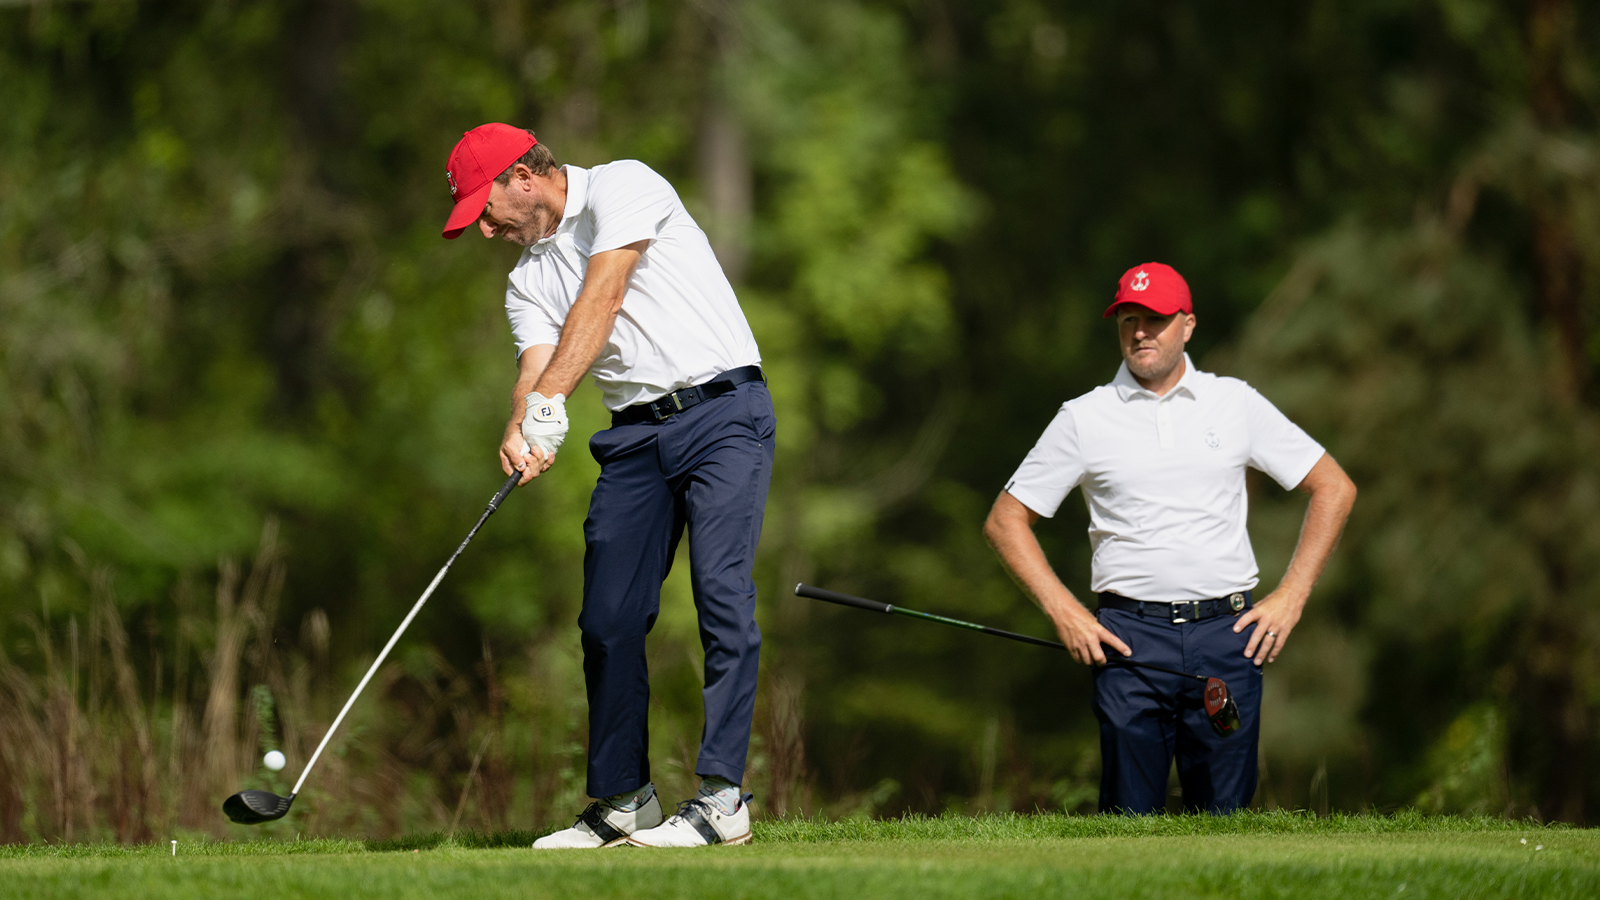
[531,832,649,850]
[624,831,752,848]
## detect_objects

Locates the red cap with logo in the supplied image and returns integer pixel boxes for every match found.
[1102,262,1193,317]
[441,124,538,240]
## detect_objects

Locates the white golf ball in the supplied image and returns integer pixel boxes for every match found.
[263,750,286,771]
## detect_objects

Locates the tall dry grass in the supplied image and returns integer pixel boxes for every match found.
[0,521,630,843]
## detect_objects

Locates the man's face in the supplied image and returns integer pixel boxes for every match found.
[1115,304,1195,386]
[478,166,562,245]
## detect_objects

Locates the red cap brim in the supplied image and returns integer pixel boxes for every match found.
[1102,298,1188,318]
[441,181,494,240]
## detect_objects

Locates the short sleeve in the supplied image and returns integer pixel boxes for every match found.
[1244,387,1325,490]
[588,161,675,253]
[505,278,562,358]
[1003,405,1086,518]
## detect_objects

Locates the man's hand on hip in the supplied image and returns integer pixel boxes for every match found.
[1047,601,1135,667]
[1234,588,1307,665]
[520,391,569,473]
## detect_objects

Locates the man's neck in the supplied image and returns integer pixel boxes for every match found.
[540,168,571,241]
[1133,357,1186,397]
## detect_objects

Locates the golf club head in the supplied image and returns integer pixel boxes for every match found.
[1204,677,1241,738]
[223,790,295,824]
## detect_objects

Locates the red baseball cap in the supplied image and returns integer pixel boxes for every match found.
[1102,262,1193,317]
[441,124,538,239]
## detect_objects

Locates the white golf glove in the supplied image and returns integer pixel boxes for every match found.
[521,391,569,463]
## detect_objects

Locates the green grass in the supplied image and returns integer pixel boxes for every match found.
[2,812,1594,899]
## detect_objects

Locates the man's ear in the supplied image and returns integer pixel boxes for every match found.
[511,163,535,190]
[1181,313,1196,342]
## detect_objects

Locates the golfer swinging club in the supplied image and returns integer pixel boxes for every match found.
[984,263,1356,814]
[442,124,773,847]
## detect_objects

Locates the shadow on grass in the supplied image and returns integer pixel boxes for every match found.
[364,829,544,853]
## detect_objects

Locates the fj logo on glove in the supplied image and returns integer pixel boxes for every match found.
[535,403,556,420]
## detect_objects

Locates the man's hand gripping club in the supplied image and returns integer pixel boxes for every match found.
[523,390,568,460]
[501,385,568,482]
[499,242,647,486]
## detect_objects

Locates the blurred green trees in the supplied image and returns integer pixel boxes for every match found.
[1,0,1597,839]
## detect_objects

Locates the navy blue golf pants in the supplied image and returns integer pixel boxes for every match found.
[1093,606,1263,814]
[579,381,775,799]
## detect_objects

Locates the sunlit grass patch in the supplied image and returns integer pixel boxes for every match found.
[3,812,1596,900]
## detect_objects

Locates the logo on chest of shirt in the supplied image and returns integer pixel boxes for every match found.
[1204,428,1221,449]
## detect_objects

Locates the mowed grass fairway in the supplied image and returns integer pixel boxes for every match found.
[3,813,1595,899]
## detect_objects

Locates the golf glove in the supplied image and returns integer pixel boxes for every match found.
[522,391,569,461]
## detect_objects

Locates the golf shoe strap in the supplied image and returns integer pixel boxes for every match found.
[678,800,724,845]
[578,802,628,845]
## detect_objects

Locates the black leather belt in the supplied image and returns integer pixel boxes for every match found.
[611,365,765,426]
[1097,591,1252,623]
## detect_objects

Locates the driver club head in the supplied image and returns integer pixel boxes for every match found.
[1204,677,1241,738]
[223,790,295,824]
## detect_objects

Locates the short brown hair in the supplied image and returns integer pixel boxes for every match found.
[494,130,558,182]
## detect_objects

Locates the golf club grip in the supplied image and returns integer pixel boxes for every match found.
[489,469,523,510]
[795,583,894,615]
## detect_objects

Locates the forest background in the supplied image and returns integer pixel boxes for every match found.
[2,0,1599,843]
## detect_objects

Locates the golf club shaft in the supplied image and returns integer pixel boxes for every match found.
[794,583,1206,683]
[291,470,524,795]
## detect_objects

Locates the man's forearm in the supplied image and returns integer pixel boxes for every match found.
[984,493,1086,619]
[531,243,645,399]
[532,290,623,398]
[508,345,555,432]
[1277,455,1357,600]
[984,491,1131,664]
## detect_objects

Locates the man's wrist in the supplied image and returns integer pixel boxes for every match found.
[1265,583,1310,607]
[1042,591,1091,623]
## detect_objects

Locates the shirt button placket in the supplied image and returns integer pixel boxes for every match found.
[1157,400,1174,450]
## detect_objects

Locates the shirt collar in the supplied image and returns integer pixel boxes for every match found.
[529,164,589,249]
[1113,353,1201,402]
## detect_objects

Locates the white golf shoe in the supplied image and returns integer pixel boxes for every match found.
[532,794,663,849]
[626,796,752,847]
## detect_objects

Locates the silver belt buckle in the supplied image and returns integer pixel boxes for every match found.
[1169,602,1192,624]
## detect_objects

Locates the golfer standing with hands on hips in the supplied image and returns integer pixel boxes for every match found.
[441,124,774,847]
[984,263,1356,814]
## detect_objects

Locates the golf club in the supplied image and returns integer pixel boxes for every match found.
[223,469,526,825]
[794,583,1242,738]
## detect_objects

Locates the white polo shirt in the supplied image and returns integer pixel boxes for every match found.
[504,161,762,411]
[1004,356,1325,602]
